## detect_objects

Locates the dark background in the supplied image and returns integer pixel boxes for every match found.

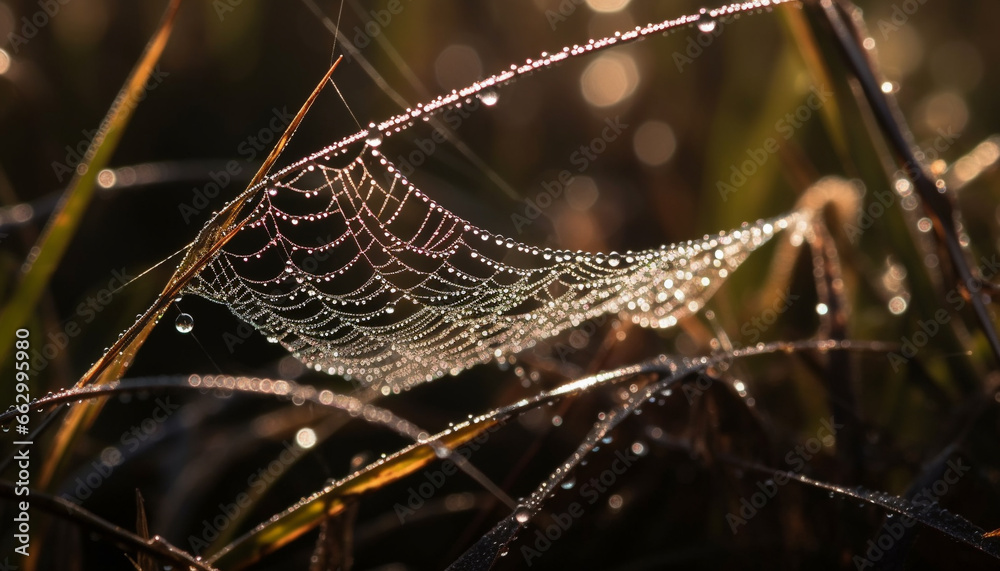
[2,1,1000,569]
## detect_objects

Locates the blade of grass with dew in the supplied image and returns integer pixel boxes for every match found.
[805,0,995,387]
[0,340,894,567]
[0,0,183,367]
[0,481,217,571]
[37,58,345,488]
[207,361,666,569]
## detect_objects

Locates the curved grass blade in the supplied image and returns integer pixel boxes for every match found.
[211,342,889,568]
[446,357,708,569]
[726,455,1000,560]
[0,0,183,367]
[38,1,806,487]
[0,481,216,571]
[37,58,344,489]
[0,341,891,568]
[812,0,1000,366]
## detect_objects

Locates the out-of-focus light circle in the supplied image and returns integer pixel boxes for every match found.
[296,427,317,449]
[0,48,10,75]
[580,52,639,108]
[101,446,123,467]
[888,296,908,315]
[97,168,116,188]
[566,176,600,211]
[878,24,924,77]
[434,44,483,90]
[278,355,305,379]
[633,120,676,166]
[586,0,631,13]
[919,90,968,135]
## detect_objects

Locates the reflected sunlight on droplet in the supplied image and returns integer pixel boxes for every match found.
[295,427,317,449]
[586,0,631,13]
[580,52,639,108]
[633,120,676,166]
[434,44,483,90]
[888,295,908,315]
[97,168,116,188]
[608,494,624,509]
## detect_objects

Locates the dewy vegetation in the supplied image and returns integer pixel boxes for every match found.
[2,0,1000,569]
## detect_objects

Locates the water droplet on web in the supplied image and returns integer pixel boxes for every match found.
[696,9,717,33]
[175,313,194,334]
[477,88,499,106]
[182,112,793,393]
[561,477,576,490]
[514,507,532,523]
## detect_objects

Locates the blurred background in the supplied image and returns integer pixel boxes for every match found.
[1,0,1000,569]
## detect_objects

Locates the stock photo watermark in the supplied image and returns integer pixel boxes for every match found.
[520,444,643,566]
[726,417,843,533]
[6,0,71,54]
[511,116,628,233]
[718,85,833,202]
[672,18,727,72]
[393,423,501,522]
[876,0,932,39]
[51,65,170,182]
[26,268,132,374]
[177,106,294,224]
[60,397,181,505]
[854,457,970,569]
[843,127,959,244]
[187,440,306,554]
[888,254,1000,371]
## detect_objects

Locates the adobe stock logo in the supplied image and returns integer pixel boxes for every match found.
[726,416,843,533]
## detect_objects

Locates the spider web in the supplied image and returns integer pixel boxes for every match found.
[186,144,801,393]
[183,1,806,393]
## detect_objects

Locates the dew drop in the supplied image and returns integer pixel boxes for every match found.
[174,313,194,334]
[514,507,532,523]
[478,88,499,106]
[561,477,576,490]
[696,9,717,33]
[366,132,383,147]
